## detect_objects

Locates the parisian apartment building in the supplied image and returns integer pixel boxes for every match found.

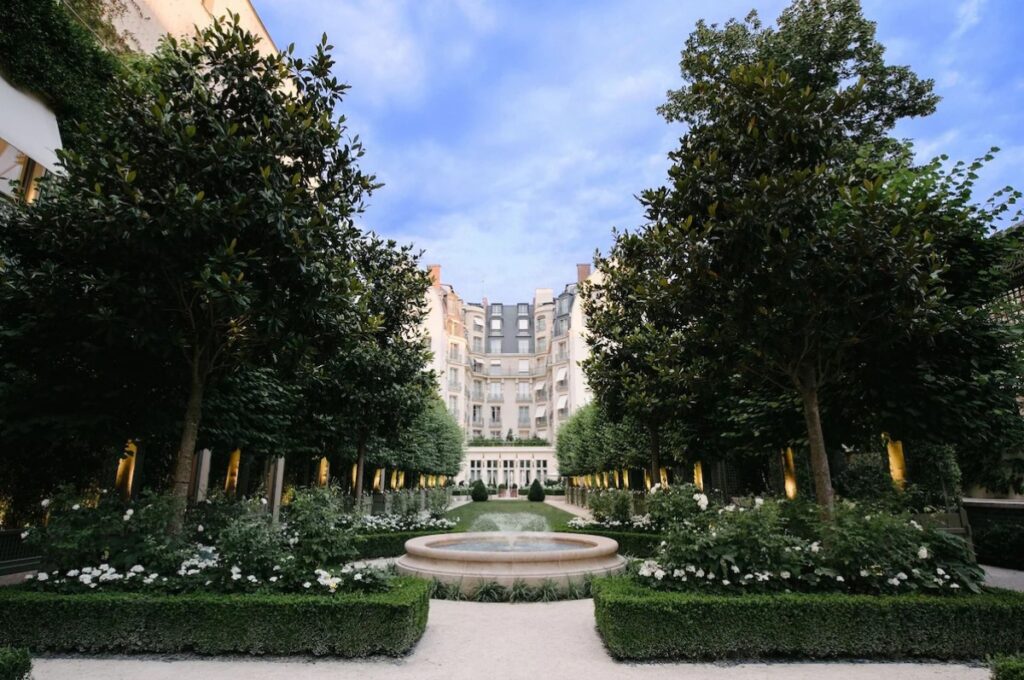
[423,264,597,486]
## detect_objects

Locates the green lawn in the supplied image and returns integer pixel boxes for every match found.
[446,500,575,532]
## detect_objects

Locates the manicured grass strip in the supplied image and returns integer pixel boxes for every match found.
[356,530,450,558]
[445,500,575,532]
[0,647,30,680]
[593,577,1024,661]
[0,578,429,657]
[993,655,1024,680]
[563,529,663,557]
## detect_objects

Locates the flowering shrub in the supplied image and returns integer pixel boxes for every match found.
[647,483,712,528]
[357,514,455,533]
[633,498,984,595]
[425,489,450,519]
[567,514,655,532]
[570,483,713,533]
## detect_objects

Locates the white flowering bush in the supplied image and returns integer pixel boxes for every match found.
[568,514,655,532]
[358,513,456,533]
[634,498,984,595]
[586,490,636,524]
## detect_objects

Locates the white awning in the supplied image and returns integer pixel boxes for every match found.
[534,381,545,391]
[0,74,63,172]
[556,367,567,382]
[535,405,547,418]
[557,395,568,410]
[473,317,483,327]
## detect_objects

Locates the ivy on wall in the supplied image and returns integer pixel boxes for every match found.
[0,0,121,150]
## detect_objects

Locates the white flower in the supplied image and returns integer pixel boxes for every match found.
[247,575,257,583]
[303,582,312,589]
[125,508,134,516]
[731,565,740,574]
[896,572,908,581]
[950,583,960,590]
[123,513,132,521]
[36,572,49,582]
[197,525,204,533]
[72,504,81,511]
[754,497,764,507]
[780,571,791,580]
[232,574,242,581]
[835,575,845,583]
[695,569,705,578]
[66,569,80,577]
[917,546,929,560]
[99,564,109,571]
[909,520,923,531]
[20,531,29,540]
[130,565,145,574]
[721,579,730,586]
[809,542,821,554]
[354,573,364,581]
[260,498,268,505]
[40,499,51,508]
[269,576,278,583]
[860,569,870,577]
[654,569,665,581]
[148,573,158,580]
[936,568,946,576]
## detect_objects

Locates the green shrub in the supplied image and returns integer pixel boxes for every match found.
[593,577,1024,660]
[425,489,450,519]
[282,485,358,573]
[470,480,488,502]
[565,529,663,557]
[0,647,30,680]
[528,479,545,502]
[0,579,429,657]
[975,523,1024,571]
[992,655,1024,680]
[587,489,634,523]
[355,530,451,559]
[646,483,711,529]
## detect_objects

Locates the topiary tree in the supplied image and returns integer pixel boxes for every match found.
[527,478,545,503]
[470,479,488,503]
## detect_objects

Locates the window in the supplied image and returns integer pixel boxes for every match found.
[536,316,546,331]
[537,337,548,353]
[517,382,530,398]
[518,303,529,315]
[557,297,570,315]
[491,303,503,315]
[472,404,482,423]
[473,379,483,399]
[472,336,483,352]
[448,367,459,387]
[503,460,515,486]
[0,139,45,203]
[489,338,502,353]
[473,316,484,329]
[490,430,502,439]
[517,359,529,374]
[557,342,568,361]
[490,317,502,331]
[537,459,548,483]
[469,459,482,482]
[518,338,529,354]
[448,395,458,414]
[489,360,502,376]
[554,317,568,336]
[518,405,529,426]
[489,382,502,398]
[517,318,529,331]
[520,459,532,486]
[490,405,502,424]
[486,460,498,485]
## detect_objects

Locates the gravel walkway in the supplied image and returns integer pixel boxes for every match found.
[33,598,987,680]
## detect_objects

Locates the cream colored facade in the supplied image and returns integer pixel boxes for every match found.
[423,264,597,485]
[109,0,277,55]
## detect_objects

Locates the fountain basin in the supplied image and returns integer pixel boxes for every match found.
[395,531,626,592]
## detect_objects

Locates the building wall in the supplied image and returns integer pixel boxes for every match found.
[458,446,559,487]
[110,0,277,55]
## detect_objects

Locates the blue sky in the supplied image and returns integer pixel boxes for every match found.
[254,0,1024,303]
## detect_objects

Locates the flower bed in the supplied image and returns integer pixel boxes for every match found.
[0,578,430,657]
[357,514,456,534]
[593,576,1024,660]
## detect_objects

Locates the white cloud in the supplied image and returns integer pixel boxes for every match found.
[951,0,984,40]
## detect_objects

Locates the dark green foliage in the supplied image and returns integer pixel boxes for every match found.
[564,529,664,557]
[593,577,1024,660]
[355,531,451,559]
[0,647,30,680]
[0,580,429,657]
[471,581,507,602]
[993,655,1024,680]
[975,523,1024,571]
[470,480,489,503]
[427,579,592,603]
[0,0,119,150]
[527,479,545,502]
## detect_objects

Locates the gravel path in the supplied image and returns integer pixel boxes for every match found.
[33,598,987,680]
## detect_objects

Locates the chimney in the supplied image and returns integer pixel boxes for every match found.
[576,263,592,283]
[428,264,441,288]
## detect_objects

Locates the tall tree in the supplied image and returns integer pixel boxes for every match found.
[0,17,373,516]
[600,0,956,515]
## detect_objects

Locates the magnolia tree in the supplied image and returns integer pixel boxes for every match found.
[0,18,375,519]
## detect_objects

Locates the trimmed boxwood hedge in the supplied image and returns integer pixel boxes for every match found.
[356,530,450,559]
[0,647,30,680]
[993,656,1024,680]
[593,577,1024,661]
[0,578,429,657]
[565,529,663,557]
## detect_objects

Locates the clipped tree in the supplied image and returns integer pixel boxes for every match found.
[603,0,965,514]
[470,479,489,502]
[0,18,373,515]
[527,478,545,502]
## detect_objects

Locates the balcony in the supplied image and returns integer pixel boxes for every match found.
[447,380,462,392]
[516,393,533,403]
[470,417,484,427]
[555,352,569,363]
[470,389,484,401]
[486,393,504,403]
[489,419,503,428]
[534,416,548,427]
[517,420,530,428]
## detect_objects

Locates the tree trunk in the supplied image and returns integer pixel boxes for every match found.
[797,366,835,518]
[170,364,205,530]
[650,426,661,487]
[354,439,367,501]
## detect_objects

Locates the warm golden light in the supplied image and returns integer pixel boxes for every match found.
[782,447,797,500]
[316,457,330,487]
[886,437,907,490]
[659,466,669,487]
[622,468,630,489]
[693,461,704,491]
[372,468,383,492]
[224,448,241,495]
[114,440,137,501]
[644,469,652,490]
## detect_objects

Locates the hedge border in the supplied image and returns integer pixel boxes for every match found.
[0,647,30,680]
[356,530,452,559]
[564,529,663,557]
[0,578,429,657]
[593,577,1024,661]
[993,655,1024,680]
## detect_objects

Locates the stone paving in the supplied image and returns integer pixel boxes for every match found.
[33,598,988,680]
